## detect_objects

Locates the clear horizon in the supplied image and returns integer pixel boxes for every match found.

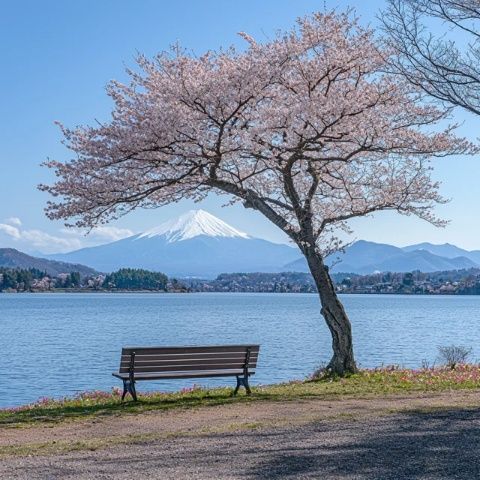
[1,0,479,254]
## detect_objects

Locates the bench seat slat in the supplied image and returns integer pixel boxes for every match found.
[120,357,258,368]
[121,345,259,356]
[120,360,258,367]
[113,370,256,381]
[120,353,259,363]
[119,363,257,374]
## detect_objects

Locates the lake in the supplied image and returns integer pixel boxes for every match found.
[1,293,480,408]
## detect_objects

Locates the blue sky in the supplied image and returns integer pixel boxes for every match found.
[0,0,478,254]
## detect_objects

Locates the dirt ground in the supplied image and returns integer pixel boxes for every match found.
[1,390,480,479]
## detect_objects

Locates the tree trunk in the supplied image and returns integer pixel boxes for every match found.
[304,248,357,376]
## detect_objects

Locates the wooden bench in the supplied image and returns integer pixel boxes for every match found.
[113,344,260,401]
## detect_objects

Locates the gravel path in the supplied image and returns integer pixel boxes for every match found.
[2,392,480,479]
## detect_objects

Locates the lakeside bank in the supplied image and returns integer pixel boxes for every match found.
[2,365,480,429]
[2,367,480,476]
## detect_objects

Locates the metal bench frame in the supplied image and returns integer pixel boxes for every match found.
[113,345,259,401]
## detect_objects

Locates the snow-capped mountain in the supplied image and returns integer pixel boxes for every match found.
[47,210,480,277]
[48,210,300,277]
[137,210,249,242]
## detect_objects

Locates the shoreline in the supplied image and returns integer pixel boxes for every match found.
[3,365,480,424]
[1,290,478,296]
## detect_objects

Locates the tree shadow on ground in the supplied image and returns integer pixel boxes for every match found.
[247,407,480,479]
[5,407,480,480]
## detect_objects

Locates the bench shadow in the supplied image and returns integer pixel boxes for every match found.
[1,386,334,426]
[0,390,251,426]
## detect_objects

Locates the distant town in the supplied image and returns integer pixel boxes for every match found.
[2,266,480,295]
[186,270,480,295]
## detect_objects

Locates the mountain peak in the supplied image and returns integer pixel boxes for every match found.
[138,209,250,242]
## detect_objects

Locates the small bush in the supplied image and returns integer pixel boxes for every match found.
[310,362,329,380]
[438,345,472,369]
[421,359,433,370]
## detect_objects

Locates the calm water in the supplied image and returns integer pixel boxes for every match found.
[1,293,480,408]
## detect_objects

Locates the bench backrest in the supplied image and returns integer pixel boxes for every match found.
[119,345,260,375]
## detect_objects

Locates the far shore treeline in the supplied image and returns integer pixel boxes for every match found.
[3,267,480,295]
[0,267,173,293]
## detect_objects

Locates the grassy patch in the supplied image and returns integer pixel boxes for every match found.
[2,365,480,427]
[0,432,164,457]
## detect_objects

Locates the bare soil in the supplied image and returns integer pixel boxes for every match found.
[1,390,480,479]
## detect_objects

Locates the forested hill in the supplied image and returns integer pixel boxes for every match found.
[0,248,97,277]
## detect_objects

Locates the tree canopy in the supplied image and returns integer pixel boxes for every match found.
[42,12,469,256]
[103,268,168,291]
[41,11,473,375]
[383,0,480,116]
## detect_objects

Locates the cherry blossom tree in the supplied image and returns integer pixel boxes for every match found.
[383,0,480,115]
[42,12,470,375]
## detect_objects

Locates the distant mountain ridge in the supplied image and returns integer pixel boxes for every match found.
[288,240,478,274]
[47,210,300,278]
[42,209,480,277]
[402,242,480,264]
[0,248,97,277]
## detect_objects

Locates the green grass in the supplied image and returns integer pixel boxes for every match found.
[3,365,480,427]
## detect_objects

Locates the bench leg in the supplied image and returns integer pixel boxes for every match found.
[121,380,128,401]
[233,375,251,396]
[121,379,138,401]
[129,382,137,402]
[129,381,138,401]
